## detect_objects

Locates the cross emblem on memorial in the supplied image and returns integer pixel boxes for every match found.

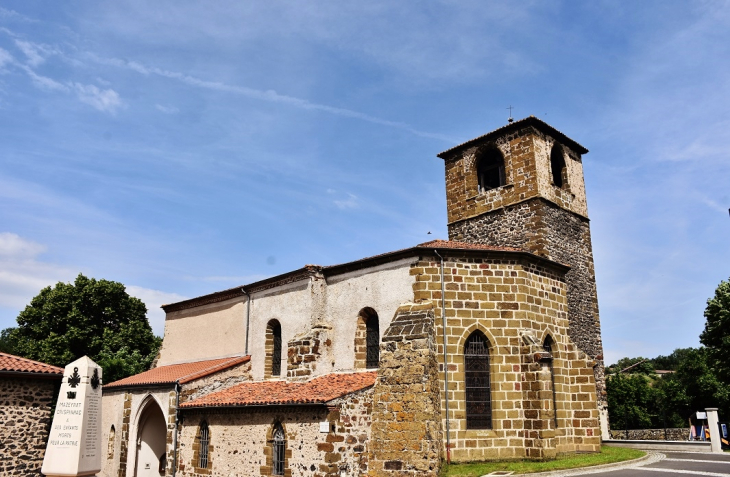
[68,367,81,388]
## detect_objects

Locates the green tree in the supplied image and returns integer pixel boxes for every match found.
[4,274,161,383]
[651,348,695,371]
[0,327,17,354]
[606,357,655,375]
[606,372,659,429]
[700,277,730,382]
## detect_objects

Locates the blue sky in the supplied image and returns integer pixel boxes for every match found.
[0,1,728,365]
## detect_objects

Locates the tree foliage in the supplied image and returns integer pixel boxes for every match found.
[4,274,161,383]
[700,277,730,382]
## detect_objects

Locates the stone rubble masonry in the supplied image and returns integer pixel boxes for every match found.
[409,256,601,461]
[609,428,691,441]
[176,387,372,477]
[368,302,443,477]
[287,324,331,381]
[0,377,57,477]
[442,123,607,423]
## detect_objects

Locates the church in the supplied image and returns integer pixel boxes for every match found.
[101,116,607,477]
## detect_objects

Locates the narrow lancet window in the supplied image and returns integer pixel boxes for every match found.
[266,320,282,377]
[198,421,209,469]
[273,422,286,476]
[465,331,492,429]
[550,144,567,188]
[544,335,559,428]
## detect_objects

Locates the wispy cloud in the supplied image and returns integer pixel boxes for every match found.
[0,233,77,312]
[14,39,56,67]
[88,54,455,141]
[155,104,179,114]
[334,193,359,210]
[126,286,187,336]
[71,82,122,113]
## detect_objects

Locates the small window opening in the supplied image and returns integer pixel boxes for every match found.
[464,331,492,429]
[273,422,286,476]
[365,310,380,369]
[476,146,506,192]
[550,145,567,189]
[267,320,282,377]
[107,425,115,459]
[544,335,559,428]
[198,421,209,469]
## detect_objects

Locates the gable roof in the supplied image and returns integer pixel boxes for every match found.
[436,116,589,160]
[0,352,64,378]
[163,239,565,313]
[104,355,250,389]
[180,371,377,409]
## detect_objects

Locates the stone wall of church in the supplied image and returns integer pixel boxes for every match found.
[368,302,443,477]
[410,256,601,461]
[0,376,57,477]
[175,391,373,477]
[447,199,607,422]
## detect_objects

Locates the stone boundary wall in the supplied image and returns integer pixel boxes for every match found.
[368,302,442,477]
[0,376,58,477]
[609,428,691,441]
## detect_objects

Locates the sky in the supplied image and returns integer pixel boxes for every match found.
[0,1,728,366]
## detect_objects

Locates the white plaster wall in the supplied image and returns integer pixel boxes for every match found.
[326,258,418,372]
[248,280,314,380]
[158,299,246,366]
[100,391,125,477]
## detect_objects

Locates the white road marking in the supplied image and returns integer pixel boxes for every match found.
[639,467,730,476]
[664,458,730,465]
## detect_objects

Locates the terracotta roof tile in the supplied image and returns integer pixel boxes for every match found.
[181,371,377,408]
[416,239,521,253]
[104,355,250,389]
[0,352,64,376]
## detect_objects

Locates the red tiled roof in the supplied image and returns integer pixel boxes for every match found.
[416,239,521,253]
[181,371,377,408]
[0,352,64,376]
[104,355,250,389]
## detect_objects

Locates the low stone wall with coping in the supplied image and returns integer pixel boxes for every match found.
[609,428,691,441]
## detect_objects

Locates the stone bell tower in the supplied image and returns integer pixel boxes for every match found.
[437,116,608,434]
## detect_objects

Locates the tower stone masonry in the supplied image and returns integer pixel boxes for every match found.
[437,116,608,434]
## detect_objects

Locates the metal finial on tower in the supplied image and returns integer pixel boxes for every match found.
[507,105,514,123]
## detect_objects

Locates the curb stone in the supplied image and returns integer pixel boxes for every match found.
[494,451,664,477]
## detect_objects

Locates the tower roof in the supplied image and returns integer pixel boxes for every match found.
[437,116,589,159]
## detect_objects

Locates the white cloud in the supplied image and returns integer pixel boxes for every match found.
[155,103,179,114]
[71,82,122,113]
[0,233,76,312]
[0,47,13,69]
[0,232,46,258]
[14,39,49,66]
[334,193,359,210]
[126,286,187,336]
[20,64,68,92]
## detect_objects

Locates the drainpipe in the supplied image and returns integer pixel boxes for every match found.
[242,288,251,356]
[434,250,451,464]
[172,382,180,476]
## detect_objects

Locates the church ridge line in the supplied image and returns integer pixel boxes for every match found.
[160,239,571,313]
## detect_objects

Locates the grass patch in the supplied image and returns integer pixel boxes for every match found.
[442,446,645,476]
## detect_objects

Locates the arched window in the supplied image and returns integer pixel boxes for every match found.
[355,307,380,369]
[198,421,210,469]
[464,331,492,429]
[107,425,115,459]
[476,146,506,192]
[550,144,567,188]
[272,422,286,476]
[543,335,558,428]
[266,320,282,378]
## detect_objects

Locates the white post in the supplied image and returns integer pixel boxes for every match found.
[706,408,722,453]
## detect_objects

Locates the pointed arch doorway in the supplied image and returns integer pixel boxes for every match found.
[134,398,167,477]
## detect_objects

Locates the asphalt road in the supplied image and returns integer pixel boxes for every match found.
[545,451,730,477]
